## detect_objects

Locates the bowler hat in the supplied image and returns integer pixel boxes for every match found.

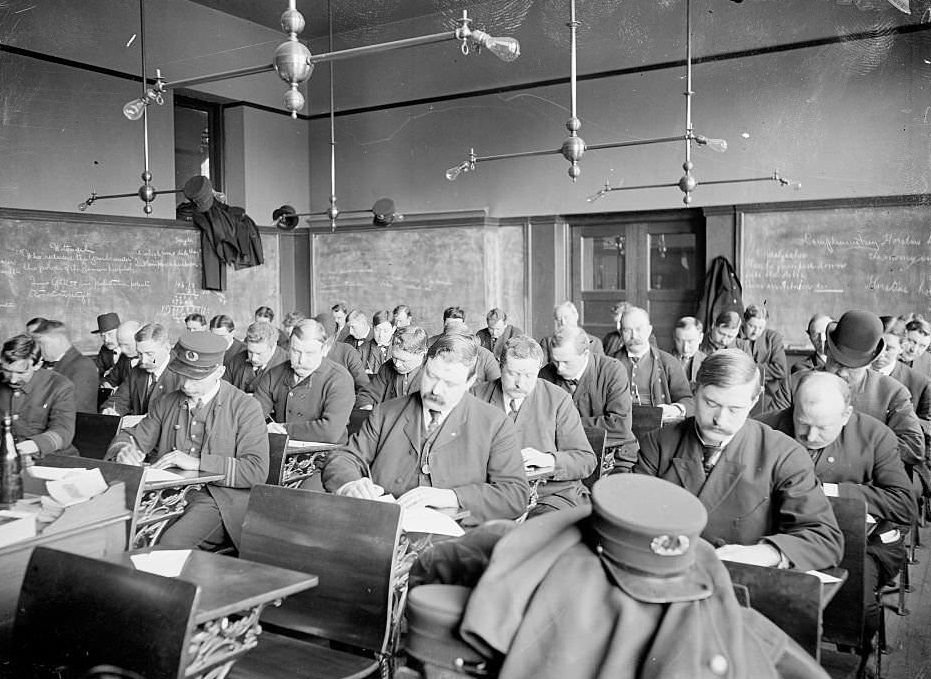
[405,585,487,673]
[91,312,121,334]
[372,197,398,226]
[272,204,299,230]
[590,474,713,603]
[168,331,226,379]
[825,310,885,368]
[183,175,214,213]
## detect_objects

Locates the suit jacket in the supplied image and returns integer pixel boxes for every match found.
[602,330,623,358]
[674,350,706,392]
[359,339,391,375]
[94,346,120,381]
[223,338,245,368]
[889,361,931,439]
[474,345,501,383]
[760,409,915,526]
[106,353,136,388]
[326,341,371,392]
[52,346,98,414]
[539,332,604,364]
[538,353,638,468]
[322,392,530,522]
[455,507,828,679]
[355,360,424,408]
[635,417,844,571]
[476,324,523,360]
[792,368,924,470]
[901,352,931,381]
[344,329,374,354]
[791,352,826,375]
[224,345,288,394]
[104,365,184,416]
[0,369,77,457]
[738,328,791,414]
[472,379,595,512]
[253,358,355,444]
[613,346,695,415]
[106,381,268,547]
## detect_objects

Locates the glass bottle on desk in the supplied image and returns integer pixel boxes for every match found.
[1,412,23,506]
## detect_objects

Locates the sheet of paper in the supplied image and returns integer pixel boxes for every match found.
[28,466,89,481]
[121,414,146,429]
[402,506,465,537]
[805,570,843,585]
[45,468,108,507]
[143,467,185,483]
[130,550,192,577]
[287,439,330,448]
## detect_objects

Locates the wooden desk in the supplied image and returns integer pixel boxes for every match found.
[110,549,319,679]
[724,561,848,662]
[133,469,225,549]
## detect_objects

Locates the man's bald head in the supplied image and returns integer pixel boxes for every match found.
[792,372,852,451]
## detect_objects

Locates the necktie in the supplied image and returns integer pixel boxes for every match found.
[564,379,578,395]
[702,445,722,474]
[145,374,157,399]
[508,399,521,421]
[426,409,442,437]
[420,410,443,476]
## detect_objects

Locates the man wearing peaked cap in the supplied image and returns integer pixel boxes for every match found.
[406,475,828,679]
[107,331,268,551]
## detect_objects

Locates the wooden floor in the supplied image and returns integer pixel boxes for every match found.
[878,520,931,679]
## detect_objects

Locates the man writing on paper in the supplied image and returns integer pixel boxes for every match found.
[322,333,529,522]
[635,349,843,571]
[106,332,269,551]
[103,323,182,417]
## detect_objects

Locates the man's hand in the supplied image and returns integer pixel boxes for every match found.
[521,447,555,469]
[336,478,384,499]
[15,439,39,456]
[151,450,201,471]
[359,404,374,411]
[112,441,145,466]
[715,543,782,567]
[659,404,685,423]
[398,486,459,510]
[266,421,288,435]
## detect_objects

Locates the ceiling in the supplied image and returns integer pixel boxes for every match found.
[187,0,457,39]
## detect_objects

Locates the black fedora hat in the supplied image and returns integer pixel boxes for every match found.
[825,310,885,369]
[91,312,121,334]
[273,204,300,230]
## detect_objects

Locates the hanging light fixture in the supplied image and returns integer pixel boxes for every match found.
[445,0,728,184]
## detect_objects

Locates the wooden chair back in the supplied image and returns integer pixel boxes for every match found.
[631,404,663,444]
[240,485,402,654]
[73,412,123,459]
[39,454,146,542]
[822,496,868,648]
[582,426,608,491]
[12,546,199,679]
[266,433,290,484]
[724,561,824,660]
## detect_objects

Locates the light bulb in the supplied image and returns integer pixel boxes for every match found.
[445,161,470,181]
[694,135,728,153]
[122,98,147,121]
[481,36,521,62]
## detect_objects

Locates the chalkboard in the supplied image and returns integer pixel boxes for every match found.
[739,197,931,348]
[311,225,488,337]
[0,210,280,353]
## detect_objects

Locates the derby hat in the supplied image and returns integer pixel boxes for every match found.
[825,309,885,368]
[91,312,121,334]
[183,175,215,213]
[405,584,487,673]
[372,197,398,226]
[168,331,226,379]
[590,474,713,603]
[272,204,299,230]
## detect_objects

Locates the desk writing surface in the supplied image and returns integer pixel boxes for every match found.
[111,550,318,623]
[142,469,225,491]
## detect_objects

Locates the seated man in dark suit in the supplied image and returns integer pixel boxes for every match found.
[601,301,630,357]
[344,309,374,354]
[673,315,706,391]
[107,332,269,551]
[314,311,370,392]
[900,317,931,379]
[611,306,693,423]
[360,310,394,375]
[476,308,522,361]
[225,321,288,394]
[698,311,741,356]
[322,333,529,522]
[280,311,305,348]
[356,326,428,409]
[539,326,638,472]
[209,314,244,368]
[539,301,604,363]
[392,304,413,330]
[759,371,914,637]
[91,312,121,383]
[103,320,141,390]
[636,348,843,571]
[0,333,77,458]
[473,335,595,515]
[254,305,289,348]
[103,323,183,416]
[32,319,98,414]
[792,313,832,375]
[738,304,791,414]
[253,318,355,444]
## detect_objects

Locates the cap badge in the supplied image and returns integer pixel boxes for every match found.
[185,350,199,362]
[650,534,690,556]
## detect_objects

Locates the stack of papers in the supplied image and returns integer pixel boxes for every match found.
[131,550,192,577]
[143,467,184,483]
[374,495,464,537]
[25,467,109,523]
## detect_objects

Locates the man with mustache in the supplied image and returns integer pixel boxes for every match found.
[225,321,287,394]
[635,349,843,571]
[102,323,183,416]
[322,333,529,523]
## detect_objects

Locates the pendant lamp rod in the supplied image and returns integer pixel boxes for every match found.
[327,0,338,232]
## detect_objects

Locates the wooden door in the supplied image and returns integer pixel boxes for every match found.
[570,211,704,353]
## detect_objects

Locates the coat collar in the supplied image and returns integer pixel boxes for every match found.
[673,424,746,514]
